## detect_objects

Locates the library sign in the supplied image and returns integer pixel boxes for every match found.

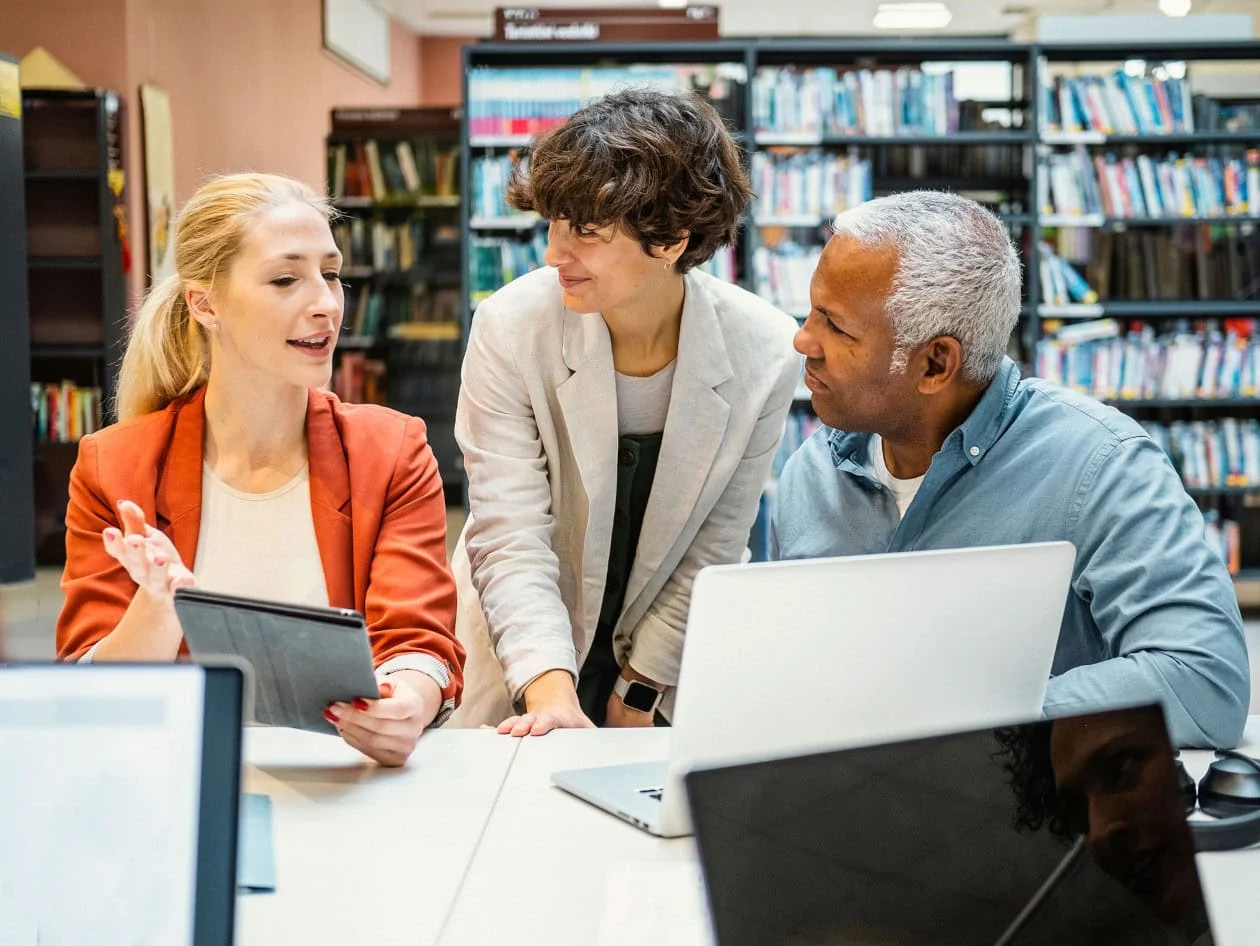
[493,6,720,42]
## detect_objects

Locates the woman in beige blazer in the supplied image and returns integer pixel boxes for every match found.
[450,88,800,734]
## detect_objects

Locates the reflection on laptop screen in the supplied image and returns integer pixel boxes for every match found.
[0,665,238,946]
[686,704,1214,946]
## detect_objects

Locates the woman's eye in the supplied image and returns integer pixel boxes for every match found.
[323,272,341,282]
[272,277,296,288]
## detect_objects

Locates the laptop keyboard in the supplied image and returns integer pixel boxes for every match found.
[638,786,664,802]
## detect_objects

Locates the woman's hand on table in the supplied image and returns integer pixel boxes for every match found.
[326,671,441,766]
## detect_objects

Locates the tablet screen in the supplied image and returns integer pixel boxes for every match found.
[0,666,230,946]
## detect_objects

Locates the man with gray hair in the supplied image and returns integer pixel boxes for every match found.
[772,190,1249,749]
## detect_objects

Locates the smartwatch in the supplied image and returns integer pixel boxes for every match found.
[613,675,663,714]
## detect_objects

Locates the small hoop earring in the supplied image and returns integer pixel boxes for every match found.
[663,261,671,272]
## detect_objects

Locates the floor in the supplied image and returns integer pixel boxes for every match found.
[5,506,1260,715]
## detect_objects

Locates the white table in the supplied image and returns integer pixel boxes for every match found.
[235,727,519,946]
[440,720,1260,946]
[437,729,712,946]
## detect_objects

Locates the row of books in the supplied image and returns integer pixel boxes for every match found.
[698,247,738,284]
[868,142,1029,184]
[332,218,425,273]
[751,243,819,316]
[330,352,386,406]
[1042,147,1260,219]
[466,65,745,139]
[1041,72,1195,136]
[1034,319,1260,401]
[341,285,461,340]
[1143,418,1260,490]
[469,232,548,300]
[470,153,531,220]
[1202,510,1242,576]
[1039,243,1098,306]
[30,382,102,444]
[752,66,980,138]
[751,151,872,220]
[1050,225,1260,302]
[327,139,459,201]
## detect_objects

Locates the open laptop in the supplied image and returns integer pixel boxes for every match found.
[552,541,1075,837]
[685,703,1215,946]
[0,664,245,946]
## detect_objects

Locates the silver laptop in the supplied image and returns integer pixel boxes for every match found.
[551,541,1075,838]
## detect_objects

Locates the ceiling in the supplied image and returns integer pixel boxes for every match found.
[387,0,1260,38]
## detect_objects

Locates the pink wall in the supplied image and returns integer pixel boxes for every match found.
[3,0,426,302]
[420,36,474,107]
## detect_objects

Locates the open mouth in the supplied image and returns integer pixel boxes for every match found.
[287,333,332,353]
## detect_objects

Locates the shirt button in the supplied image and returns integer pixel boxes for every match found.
[619,448,636,467]
[969,446,980,457]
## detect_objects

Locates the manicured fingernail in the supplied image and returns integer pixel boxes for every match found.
[324,709,339,723]
[353,699,370,711]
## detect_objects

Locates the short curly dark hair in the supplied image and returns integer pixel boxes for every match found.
[993,723,1073,840]
[506,87,751,274]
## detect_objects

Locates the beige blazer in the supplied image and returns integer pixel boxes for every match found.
[448,266,800,726]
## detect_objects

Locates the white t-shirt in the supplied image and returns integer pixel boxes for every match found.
[870,434,925,518]
[192,463,329,606]
[615,359,676,436]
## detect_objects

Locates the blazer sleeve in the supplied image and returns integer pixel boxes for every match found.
[626,345,800,686]
[56,435,134,661]
[455,303,578,701]
[366,416,464,712]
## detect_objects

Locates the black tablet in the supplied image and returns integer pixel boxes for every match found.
[0,663,244,946]
[173,587,380,734]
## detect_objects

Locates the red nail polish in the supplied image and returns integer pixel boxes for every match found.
[353,698,370,711]
[323,709,339,724]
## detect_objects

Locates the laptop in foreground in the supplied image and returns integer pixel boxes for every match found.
[686,702,1215,946]
[552,541,1075,837]
[0,664,245,946]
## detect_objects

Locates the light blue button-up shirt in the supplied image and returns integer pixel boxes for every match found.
[771,358,1250,748]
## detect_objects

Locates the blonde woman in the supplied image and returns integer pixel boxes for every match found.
[55,173,463,766]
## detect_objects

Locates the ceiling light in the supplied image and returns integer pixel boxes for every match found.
[1159,0,1191,16]
[874,2,953,30]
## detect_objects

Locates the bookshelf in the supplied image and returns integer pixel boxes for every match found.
[20,88,127,567]
[0,53,33,583]
[1032,40,1260,588]
[325,106,465,502]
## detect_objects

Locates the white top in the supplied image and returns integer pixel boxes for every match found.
[615,360,676,436]
[193,463,329,606]
[870,434,925,518]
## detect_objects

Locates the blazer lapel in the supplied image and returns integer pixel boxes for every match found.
[306,390,356,610]
[155,389,207,570]
[555,307,619,644]
[623,273,732,612]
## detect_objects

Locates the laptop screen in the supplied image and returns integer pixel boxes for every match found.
[686,704,1214,946]
[0,664,243,946]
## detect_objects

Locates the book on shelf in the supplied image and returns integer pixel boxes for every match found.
[752,243,820,316]
[1142,417,1260,490]
[342,284,461,339]
[471,152,534,220]
[30,382,102,444]
[697,247,738,284]
[1041,71,1195,136]
[1202,509,1242,577]
[332,218,428,272]
[1034,317,1260,401]
[469,232,549,300]
[752,65,1011,138]
[752,150,871,220]
[467,63,746,140]
[328,138,459,201]
[1041,145,1260,218]
[1046,224,1260,302]
[1039,242,1099,306]
[331,351,386,406]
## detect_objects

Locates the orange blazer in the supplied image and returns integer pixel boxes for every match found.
[55,387,464,707]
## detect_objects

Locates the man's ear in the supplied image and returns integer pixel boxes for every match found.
[916,337,966,394]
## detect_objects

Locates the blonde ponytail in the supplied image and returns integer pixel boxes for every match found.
[113,172,332,422]
[115,274,208,421]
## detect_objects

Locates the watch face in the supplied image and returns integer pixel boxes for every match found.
[624,681,659,713]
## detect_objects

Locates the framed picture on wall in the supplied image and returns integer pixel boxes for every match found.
[140,84,176,284]
[323,0,391,85]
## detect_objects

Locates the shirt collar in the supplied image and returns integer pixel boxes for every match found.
[825,357,1021,470]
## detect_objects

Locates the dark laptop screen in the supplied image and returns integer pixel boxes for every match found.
[686,705,1213,946]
